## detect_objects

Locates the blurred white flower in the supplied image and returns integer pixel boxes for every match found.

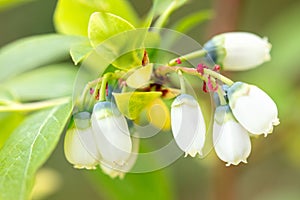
[64,112,99,169]
[100,137,139,179]
[213,105,251,166]
[91,101,132,166]
[204,32,271,71]
[228,82,280,136]
[171,94,206,157]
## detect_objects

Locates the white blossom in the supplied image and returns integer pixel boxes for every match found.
[213,105,251,166]
[204,32,271,71]
[100,138,139,179]
[91,101,132,166]
[171,94,206,157]
[64,112,99,169]
[228,82,280,136]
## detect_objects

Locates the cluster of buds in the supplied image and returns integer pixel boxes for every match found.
[64,31,279,177]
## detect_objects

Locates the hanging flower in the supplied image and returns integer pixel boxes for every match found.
[100,138,139,179]
[171,94,206,157]
[213,105,251,166]
[91,101,132,166]
[204,32,271,71]
[227,82,280,136]
[64,112,99,169]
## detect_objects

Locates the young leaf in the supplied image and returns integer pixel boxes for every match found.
[2,64,78,102]
[88,12,145,70]
[0,34,84,82]
[113,92,162,120]
[126,64,153,88]
[0,102,72,200]
[88,12,135,48]
[54,0,140,36]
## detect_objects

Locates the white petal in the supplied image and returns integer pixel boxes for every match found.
[206,32,272,71]
[171,94,206,157]
[223,32,271,70]
[213,106,251,166]
[64,128,98,169]
[91,102,132,166]
[228,82,279,135]
[100,137,139,179]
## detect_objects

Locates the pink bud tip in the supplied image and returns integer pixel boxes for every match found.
[213,65,221,71]
[90,88,94,95]
[176,58,182,64]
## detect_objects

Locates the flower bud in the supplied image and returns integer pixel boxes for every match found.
[227,82,280,136]
[171,94,206,157]
[91,101,132,166]
[204,32,271,71]
[64,112,99,169]
[213,105,251,166]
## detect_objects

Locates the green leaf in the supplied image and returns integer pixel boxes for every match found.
[87,168,174,200]
[171,10,214,33]
[70,39,93,65]
[0,98,70,113]
[152,0,185,17]
[54,0,140,36]
[153,0,189,28]
[88,12,144,70]
[0,102,72,200]
[113,92,162,120]
[0,86,18,105]
[161,10,213,48]
[0,34,84,82]
[2,64,78,102]
[88,12,135,48]
[0,88,23,148]
[126,64,153,88]
[0,112,24,149]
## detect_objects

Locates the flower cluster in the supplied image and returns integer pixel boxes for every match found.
[64,102,136,178]
[65,31,280,178]
[212,82,279,166]
[170,81,279,166]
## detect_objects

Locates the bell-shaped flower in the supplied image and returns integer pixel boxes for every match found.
[213,105,251,166]
[171,94,206,157]
[204,32,271,71]
[64,112,100,169]
[100,137,139,179]
[91,101,132,166]
[227,82,280,136]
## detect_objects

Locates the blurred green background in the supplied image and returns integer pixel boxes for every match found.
[1,0,300,199]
